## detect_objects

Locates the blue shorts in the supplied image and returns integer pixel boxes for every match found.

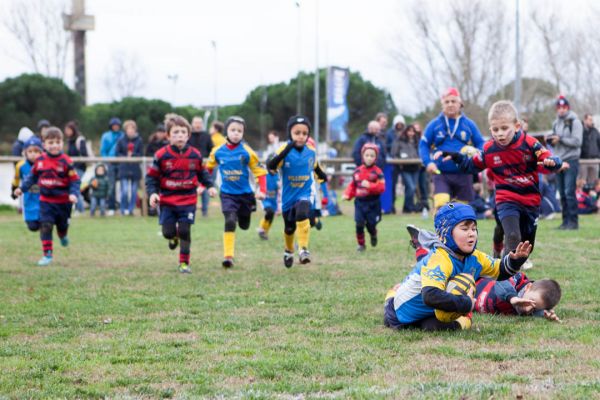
[262,197,277,211]
[220,192,256,216]
[496,202,538,238]
[159,204,196,225]
[39,201,72,229]
[354,197,381,226]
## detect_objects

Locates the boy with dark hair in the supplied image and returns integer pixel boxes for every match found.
[267,115,328,268]
[12,136,43,231]
[475,274,561,321]
[384,203,532,331]
[147,115,216,273]
[14,127,80,266]
[343,143,385,251]
[441,100,563,257]
[207,116,266,268]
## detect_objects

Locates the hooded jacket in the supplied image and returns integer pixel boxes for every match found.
[551,110,583,161]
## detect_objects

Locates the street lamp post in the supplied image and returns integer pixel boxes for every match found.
[212,40,219,120]
[167,74,178,105]
[313,0,320,148]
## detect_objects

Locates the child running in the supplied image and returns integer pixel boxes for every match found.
[206,116,266,268]
[12,136,43,232]
[439,100,563,257]
[146,115,216,273]
[267,115,327,268]
[343,143,385,251]
[14,127,80,266]
[257,154,280,240]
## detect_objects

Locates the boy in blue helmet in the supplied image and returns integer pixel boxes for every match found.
[384,203,532,331]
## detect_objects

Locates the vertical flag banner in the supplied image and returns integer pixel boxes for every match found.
[326,67,350,142]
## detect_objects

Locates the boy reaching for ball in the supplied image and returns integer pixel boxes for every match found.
[384,203,531,331]
[407,225,562,322]
[437,101,563,260]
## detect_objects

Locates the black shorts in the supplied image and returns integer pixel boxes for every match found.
[159,204,196,225]
[355,198,381,226]
[39,201,72,227]
[220,192,256,216]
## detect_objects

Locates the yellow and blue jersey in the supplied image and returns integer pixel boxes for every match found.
[391,247,500,324]
[274,143,320,212]
[206,142,266,195]
[262,171,280,210]
[13,159,40,222]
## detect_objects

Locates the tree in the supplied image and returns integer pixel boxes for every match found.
[0,74,80,142]
[103,51,147,100]
[390,0,510,113]
[2,0,70,79]
[231,69,396,149]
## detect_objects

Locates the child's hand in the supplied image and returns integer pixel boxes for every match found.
[543,309,561,322]
[197,185,205,195]
[467,286,475,311]
[149,193,160,207]
[342,194,350,201]
[256,191,266,201]
[69,194,78,204]
[542,158,556,168]
[510,296,536,309]
[558,161,570,172]
[13,187,23,197]
[361,180,371,188]
[207,187,217,197]
[508,241,532,260]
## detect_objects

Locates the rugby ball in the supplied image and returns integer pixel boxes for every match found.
[434,273,475,323]
[460,145,480,157]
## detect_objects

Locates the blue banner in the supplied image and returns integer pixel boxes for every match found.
[326,67,350,142]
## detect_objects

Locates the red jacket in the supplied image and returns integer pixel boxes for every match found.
[344,164,385,200]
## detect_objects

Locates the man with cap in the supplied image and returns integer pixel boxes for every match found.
[547,95,582,230]
[419,87,484,212]
[100,117,124,215]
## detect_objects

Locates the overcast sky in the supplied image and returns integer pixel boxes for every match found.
[0,0,592,115]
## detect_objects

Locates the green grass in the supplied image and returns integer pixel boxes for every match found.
[1,202,599,399]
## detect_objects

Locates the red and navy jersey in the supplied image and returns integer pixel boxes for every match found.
[344,164,385,200]
[20,152,80,204]
[475,273,531,315]
[146,144,213,207]
[458,132,559,207]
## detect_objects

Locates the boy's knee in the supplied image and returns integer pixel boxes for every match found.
[162,224,177,239]
[224,212,237,232]
[284,221,296,235]
[178,222,191,240]
[40,222,53,234]
[238,214,251,230]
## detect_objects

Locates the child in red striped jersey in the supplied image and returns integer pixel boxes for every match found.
[14,127,80,266]
[146,115,217,274]
[441,100,564,257]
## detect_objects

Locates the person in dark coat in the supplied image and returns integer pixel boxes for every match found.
[189,116,213,216]
[116,120,144,216]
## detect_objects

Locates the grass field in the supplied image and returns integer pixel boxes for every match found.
[1,202,600,399]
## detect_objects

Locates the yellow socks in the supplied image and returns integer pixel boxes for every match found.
[223,232,235,258]
[296,219,310,249]
[456,315,472,330]
[284,233,295,252]
[260,217,272,233]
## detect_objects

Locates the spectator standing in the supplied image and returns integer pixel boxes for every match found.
[64,121,89,214]
[392,125,421,213]
[115,120,143,216]
[189,116,213,217]
[547,96,583,230]
[352,121,386,170]
[579,114,600,186]
[100,117,124,215]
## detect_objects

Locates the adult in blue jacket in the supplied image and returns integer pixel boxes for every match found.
[419,88,484,212]
[352,121,386,170]
[100,117,124,214]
